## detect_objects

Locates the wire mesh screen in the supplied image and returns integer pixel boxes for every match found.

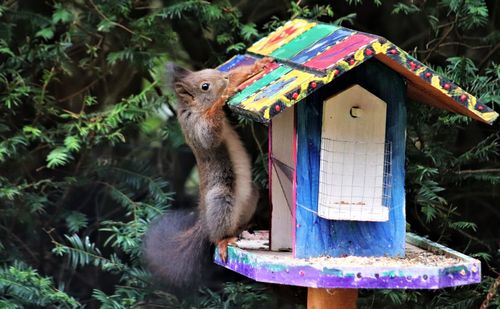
[317,138,392,221]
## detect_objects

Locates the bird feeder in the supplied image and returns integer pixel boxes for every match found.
[215,19,498,307]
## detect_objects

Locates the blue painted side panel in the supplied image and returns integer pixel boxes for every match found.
[295,92,329,257]
[295,60,407,258]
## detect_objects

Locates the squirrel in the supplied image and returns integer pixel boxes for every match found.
[142,57,273,289]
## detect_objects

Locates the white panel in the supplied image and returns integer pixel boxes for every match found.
[270,106,294,251]
[318,85,389,222]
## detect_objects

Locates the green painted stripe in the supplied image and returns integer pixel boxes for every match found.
[270,24,338,60]
[228,66,292,106]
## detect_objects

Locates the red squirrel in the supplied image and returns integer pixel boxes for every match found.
[142,57,272,288]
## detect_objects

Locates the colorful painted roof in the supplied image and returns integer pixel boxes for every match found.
[217,19,498,124]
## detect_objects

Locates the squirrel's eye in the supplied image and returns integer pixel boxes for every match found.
[201,83,210,91]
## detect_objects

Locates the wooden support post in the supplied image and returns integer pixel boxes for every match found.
[307,288,358,309]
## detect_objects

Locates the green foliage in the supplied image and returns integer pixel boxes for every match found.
[346,0,382,5]
[199,282,274,309]
[0,0,256,307]
[290,2,334,19]
[405,58,499,232]
[392,3,420,15]
[387,1,500,307]
[0,261,79,308]
[0,0,499,308]
[64,211,88,234]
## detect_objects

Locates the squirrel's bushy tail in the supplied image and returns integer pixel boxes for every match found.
[142,209,210,290]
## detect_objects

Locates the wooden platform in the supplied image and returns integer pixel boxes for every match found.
[214,231,480,289]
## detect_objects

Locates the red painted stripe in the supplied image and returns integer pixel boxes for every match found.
[304,34,375,70]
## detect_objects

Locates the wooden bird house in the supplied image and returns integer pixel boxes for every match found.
[215,19,498,291]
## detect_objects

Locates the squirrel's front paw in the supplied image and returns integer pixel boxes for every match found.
[254,57,274,70]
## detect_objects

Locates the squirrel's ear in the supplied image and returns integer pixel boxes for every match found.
[166,62,191,83]
[166,62,194,103]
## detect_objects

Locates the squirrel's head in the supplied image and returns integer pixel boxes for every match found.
[168,63,228,111]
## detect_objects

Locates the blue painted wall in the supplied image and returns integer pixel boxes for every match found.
[295,59,407,258]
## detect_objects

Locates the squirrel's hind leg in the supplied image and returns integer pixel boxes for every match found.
[216,189,259,263]
[216,237,238,263]
[204,186,238,241]
[204,186,242,261]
